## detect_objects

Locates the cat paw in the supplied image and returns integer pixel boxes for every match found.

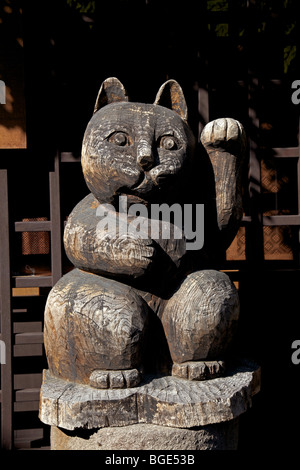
[201,118,246,154]
[172,360,226,381]
[89,368,141,389]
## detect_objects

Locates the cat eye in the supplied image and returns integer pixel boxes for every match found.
[108,131,132,147]
[159,135,178,150]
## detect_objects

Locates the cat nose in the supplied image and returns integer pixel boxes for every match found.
[137,141,154,171]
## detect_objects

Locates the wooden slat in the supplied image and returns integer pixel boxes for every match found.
[13,322,42,333]
[60,151,80,162]
[14,428,44,439]
[15,332,44,344]
[298,119,300,212]
[49,153,62,285]
[14,401,40,412]
[15,389,41,414]
[247,76,264,264]
[0,169,13,449]
[13,344,43,357]
[198,86,209,136]
[12,287,40,296]
[14,428,44,449]
[272,147,299,158]
[263,215,300,226]
[15,388,40,402]
[242,216,252,224]
[297,117,300,266]
[14,220,51,232]
[14,373,42,390]
[14,275,52,288]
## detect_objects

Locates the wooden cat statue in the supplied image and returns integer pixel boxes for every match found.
[44,77,246,388]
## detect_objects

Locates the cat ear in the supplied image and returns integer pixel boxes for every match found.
[94,77,128,113]
[154,80,188,121]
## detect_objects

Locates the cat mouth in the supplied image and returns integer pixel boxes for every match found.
[134,173,172,190]
[117,170,169,204]
[129,172,147,190]
[115,173,156,206]
[130,172,155,192]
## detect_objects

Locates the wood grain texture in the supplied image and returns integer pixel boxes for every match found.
[44,268,149,384]
[94,77,128,114]
[172,360,226,381]
[154,79,188,122]
[161,270,240,363]
[81,100,196,206]
[64,192,186,281]
[43,78,248,393]
[43,268,240,385]
[200,118,247,249]
[39,360,260,431]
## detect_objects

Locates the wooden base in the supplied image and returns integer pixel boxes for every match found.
[39,359,260,451]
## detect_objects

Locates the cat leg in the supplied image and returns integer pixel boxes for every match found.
[44,268,149,388]
[161,270,239,380]
[200,118,246,250]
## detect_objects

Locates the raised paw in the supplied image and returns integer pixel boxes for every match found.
[201,118,246,154]
[89,368,142,389]
[172,360,226,381]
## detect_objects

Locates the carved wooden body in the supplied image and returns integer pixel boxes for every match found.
[44,78,246,388]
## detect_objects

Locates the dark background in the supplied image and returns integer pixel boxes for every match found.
[1,0,300,451]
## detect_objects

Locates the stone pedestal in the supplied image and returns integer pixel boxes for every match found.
[50,420,239,451]
[39,360,260,451]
